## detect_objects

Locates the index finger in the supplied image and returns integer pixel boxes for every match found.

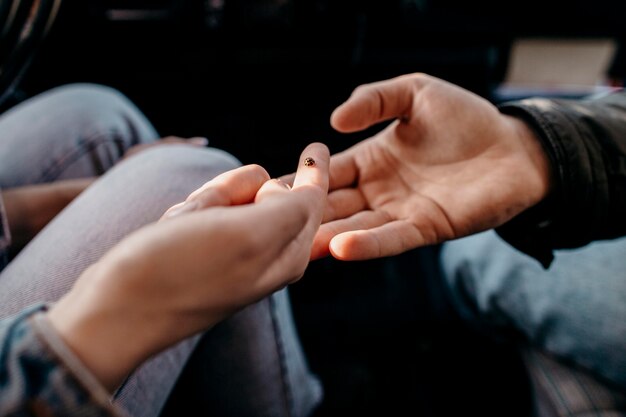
[291,142,330,198]
[254,142,330,255]
[257,142,330,209]
[280,146,358,191]
[330,73,431,133]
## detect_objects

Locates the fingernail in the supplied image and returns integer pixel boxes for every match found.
[189,137,210,146]
[166,201,199,218]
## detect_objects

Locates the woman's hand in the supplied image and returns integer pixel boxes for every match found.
[303,74,552,260]
[47,143,329,391]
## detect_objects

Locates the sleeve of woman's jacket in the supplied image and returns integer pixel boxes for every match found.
[0,304,127,417]
[495,90,626,268]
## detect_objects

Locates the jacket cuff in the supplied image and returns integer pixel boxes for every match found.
[0,304,127,416]
[495,98,608,267]
[30,310,129,416]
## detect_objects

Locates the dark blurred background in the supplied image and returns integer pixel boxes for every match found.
[9,0,626,174]
[2,1,626,415]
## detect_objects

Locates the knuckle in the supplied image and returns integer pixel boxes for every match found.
[352,84,371,97]
[246,163,266,174]
[189,184,230,206]
[246,164,271,182]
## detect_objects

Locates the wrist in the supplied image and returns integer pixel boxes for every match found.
[504,115,554,205]
[494,115,558,267]
[46,261,172,391]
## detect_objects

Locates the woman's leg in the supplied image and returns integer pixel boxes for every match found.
[0,82,159,270]
[159,289,323,417]
[0,83,158,187]
[441,231,626,415]
[0,146,322,417]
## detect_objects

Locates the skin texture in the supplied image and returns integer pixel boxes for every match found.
[47,143,330,391]
[283,73,553,261]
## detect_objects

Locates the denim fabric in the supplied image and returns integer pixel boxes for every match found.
[0,85,322,416]
[159,290,323,417]
[0,84,158,187]
[0,83,159,272]
[441,230,626,415]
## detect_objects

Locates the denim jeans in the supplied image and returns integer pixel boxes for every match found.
[0,84,322,417]
[441,230,626,416]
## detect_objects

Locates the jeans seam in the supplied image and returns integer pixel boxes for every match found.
[269,295,294,417]
[35,129,126,183]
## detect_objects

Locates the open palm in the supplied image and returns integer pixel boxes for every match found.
[311,74,552,260]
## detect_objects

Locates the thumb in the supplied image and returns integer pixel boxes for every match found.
[330,73,429,133]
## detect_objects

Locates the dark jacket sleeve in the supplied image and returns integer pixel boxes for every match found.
[495,90,626,267]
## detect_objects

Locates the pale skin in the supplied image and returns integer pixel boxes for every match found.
[47,143,330,391]
[281,73,554,261]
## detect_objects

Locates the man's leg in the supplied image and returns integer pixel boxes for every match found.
[441,231,626,415]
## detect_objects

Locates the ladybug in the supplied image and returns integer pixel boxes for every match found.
[304,157,316,167]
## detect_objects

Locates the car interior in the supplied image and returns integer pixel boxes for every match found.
[1,1,625,416]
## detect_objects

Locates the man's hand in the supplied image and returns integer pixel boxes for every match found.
[307,73,552,260]
[47,143,329,391]
[2,178,95,251]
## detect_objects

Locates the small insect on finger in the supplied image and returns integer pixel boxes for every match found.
[303,157,316,167]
